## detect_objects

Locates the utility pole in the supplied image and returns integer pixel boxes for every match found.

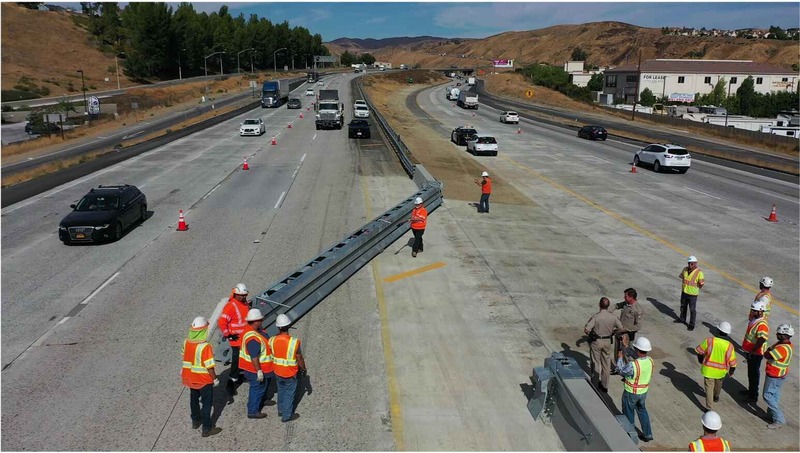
[631,49,641,121]
[77,69,88,124]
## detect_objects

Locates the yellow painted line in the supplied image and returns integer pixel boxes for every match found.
[362,176,405,450]
[384,262,447,283]
[500,155,798,316]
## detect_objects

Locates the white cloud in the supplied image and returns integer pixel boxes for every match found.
[365,16,388,25]
[289,7,331,26]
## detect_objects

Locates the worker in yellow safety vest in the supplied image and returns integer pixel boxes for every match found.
[617,336,654,442]
[754,276,773,321]
[677,255,705,331]
[181,317,222,437]
[695,321,737,410]
[763,324,794,429]
[689,411,731,451]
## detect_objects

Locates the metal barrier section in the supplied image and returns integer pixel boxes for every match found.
[529,353,640,452]
[212,180,443,365]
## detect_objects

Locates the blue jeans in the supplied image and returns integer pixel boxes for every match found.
[277,375,298,421]
[479,193,490,213]
[622,391,652,439]
[243,370,272,416]
[189,384,213,431]
[763,376,786,424]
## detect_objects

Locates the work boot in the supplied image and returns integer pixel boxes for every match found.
[713,396,720,403]
[673,319,684,324]
[688,325,695,331]
[412,252,417,258]
[202,427,222,437]
[767,422,784,429]
[248,413,267,419]
[282,413,300,423]
[192,420,202,429]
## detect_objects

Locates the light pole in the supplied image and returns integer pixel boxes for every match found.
[237,48,253,74]
[77,69,88,123]
[114,53,122,90]
[178,48,186,80]
[273,47,287,74]
[204,51,225,95]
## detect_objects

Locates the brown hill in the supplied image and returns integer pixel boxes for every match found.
[1,3,136,97]
[327,21,798,69]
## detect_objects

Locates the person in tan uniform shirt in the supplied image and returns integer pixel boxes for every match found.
[585,297,623,392]
[613,288,644,374]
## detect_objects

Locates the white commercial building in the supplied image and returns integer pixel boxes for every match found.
[602,59,797,103]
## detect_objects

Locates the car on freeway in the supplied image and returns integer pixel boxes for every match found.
[499,111,519,124]
[577,125,608,141]
[354,105,370,118]
[380,67,386,71]
[354,100,368,109]
[633,143,691,173]
[305,88,315,96]
[450,126,478,146]
[466,134,499,156]
[25,121,60,135]
[58,185,147,244]
[287,98,302,109]
[239,118,265,136]
[317,80,324,86]
[348,119,371,139]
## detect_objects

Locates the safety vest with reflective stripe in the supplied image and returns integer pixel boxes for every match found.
[766,342,793,378]
[742,318,769,355]
[219,297,249,347]
[623,357,653,394]
[269,333,300,378]
[689,437,731,451]
[410,206,428,230]
[181,340,214,389]
[695,336,737,379]
[238,326,274,374]
[755,291,772,321]
[681,268,703,296]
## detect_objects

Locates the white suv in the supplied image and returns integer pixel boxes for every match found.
[466,134,498,156]
[634,144,691,173]
[354,100,368,109]
[354,105,370,118]
[500,111,519,124]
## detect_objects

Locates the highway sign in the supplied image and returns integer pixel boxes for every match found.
[526,89,534,98]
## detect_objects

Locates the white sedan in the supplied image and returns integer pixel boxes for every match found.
[500,111,519,124]
[305,88,315,96]
[317,80,324,86]
[633,143,691,173]
[239,118,265,136]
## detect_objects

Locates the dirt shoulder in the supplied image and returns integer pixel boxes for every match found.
[362,71,534,206]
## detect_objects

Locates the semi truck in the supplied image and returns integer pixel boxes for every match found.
[261,80,289,108]
[307,71,319,83]
[315,89,344,130]
[457,90,479,109]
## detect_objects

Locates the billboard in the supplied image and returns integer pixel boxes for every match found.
[493,59,514,68]
[88,96,101,115]
[669,92,695,103]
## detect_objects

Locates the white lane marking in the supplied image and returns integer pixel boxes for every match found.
[683,186,722,200]
[275,191,287,209]
[312,133,317,140]
[57,317,70,325]
[80,272,120,305]
[122,131,144,140]
[617,183,660,202]
[301,153,307,162]
[202,182,223,201]
[291,167,300,179]
[97,136,109,139]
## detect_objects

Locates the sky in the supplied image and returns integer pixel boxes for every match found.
[52,1,800,41]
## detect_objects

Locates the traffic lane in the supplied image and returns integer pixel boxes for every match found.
[0,107,285,367]
[416,84,799,320]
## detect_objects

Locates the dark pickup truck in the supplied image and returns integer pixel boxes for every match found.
[348,119,371,139]
[450,126,477,146]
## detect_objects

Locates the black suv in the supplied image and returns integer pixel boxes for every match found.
[577,125,608,141]
[58,185,147,244]
[25,122,61,135]
[287,98,302,109]
[451,126,477,146]
[348,119,371,139]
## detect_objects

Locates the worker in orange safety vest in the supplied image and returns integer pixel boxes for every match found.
[218,283,251,384]
[689,411,731,451]
[238,308,274,419]
[763,323,794,429]
[409,197,427,258]
[269,314,306,423]
[694,321,736,410]
[181,316,222,437]
[740,299,769,402]
[474,171,492,213]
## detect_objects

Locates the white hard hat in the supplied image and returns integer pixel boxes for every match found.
[275,313,292,328]
[717,321,732,335]
[414,197,423,205]
[633,337,652,352]
[751,298,768,312]
[777,324,795,337]
[687,255,698,263]
[245,308,264,322]
[760,276,773,288]
[701,411,722,430]
[481,171,489,177]
[233,283,248,295]
[191,316,209,329]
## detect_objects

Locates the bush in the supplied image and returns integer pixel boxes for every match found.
[2,89,40,101]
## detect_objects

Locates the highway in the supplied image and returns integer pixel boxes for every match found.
[1,72,797,451]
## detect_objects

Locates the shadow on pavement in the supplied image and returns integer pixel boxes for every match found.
[647,297,680,322]
[659,361,707,412]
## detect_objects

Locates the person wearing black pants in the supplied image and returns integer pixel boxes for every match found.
[409,197,427,258]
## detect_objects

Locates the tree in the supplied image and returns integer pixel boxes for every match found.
[768,25,788,40]
[570,46,588,62]
[736,76,756,115]
[359,53,376,65]
[340,50,356,66]
[708,77,727,106]
[639,88,656,106]
[587,73,604,91]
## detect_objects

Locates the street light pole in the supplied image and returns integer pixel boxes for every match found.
[178,48,186,80]
[237,48,253,75]
[204,51,226,96]
[273,47,287,74]
[77,69,88,124]
[115,54,121,90]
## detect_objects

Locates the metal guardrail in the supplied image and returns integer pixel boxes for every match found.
[354,79,416,178]
[529,353,640,451]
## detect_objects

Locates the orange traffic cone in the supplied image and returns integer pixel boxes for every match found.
[629,163,638,173]
[299,112,304,119]
[288,122,292,129]
[271,136,277,145]
[516,127,521,134]
[766,204,778,222]
[242,157,249,170]
[177,210,188,231]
